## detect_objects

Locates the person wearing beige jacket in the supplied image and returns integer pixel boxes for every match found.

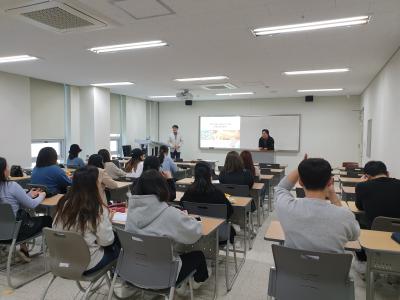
[88,154,119,204]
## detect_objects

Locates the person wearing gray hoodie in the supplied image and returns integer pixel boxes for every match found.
[125,169,209,288]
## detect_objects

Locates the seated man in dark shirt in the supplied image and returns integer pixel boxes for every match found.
[355,161,400,229]
[258,129,275,150]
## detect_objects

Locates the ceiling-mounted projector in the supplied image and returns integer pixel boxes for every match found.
[176,89,193,101]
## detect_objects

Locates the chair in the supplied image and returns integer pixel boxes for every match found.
[111,159,121,168]
[122,145,132,157]
[215,184,250,197]
[0,204,48,289]
[260,168,273,175]
[108,229,194,300]
[295,187,305,198]
[267,244,354,300]
[371,216,400,232]
[181,202,237,291]
[42,228,115,300]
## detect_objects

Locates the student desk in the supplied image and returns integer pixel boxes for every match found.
[175,191,254,251]
[341,186,356,201]
[264,220,361,251]
[113,216,225,299]
[359,229,400,300]
[39,194,64,215]
[9,175,31,181]
[339,176,363,187]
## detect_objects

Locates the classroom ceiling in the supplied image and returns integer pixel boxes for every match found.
[0,0,399,101]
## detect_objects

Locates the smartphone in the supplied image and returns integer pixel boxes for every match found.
[391,232,400,244]
[195,216,202,221]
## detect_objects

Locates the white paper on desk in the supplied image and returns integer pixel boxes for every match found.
[212,180,220,184]
[112,212,127,223]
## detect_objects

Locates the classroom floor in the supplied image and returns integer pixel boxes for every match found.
[1,213,399,300]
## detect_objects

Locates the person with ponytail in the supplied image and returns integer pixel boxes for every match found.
[159,145,178,174]
[181,161,235,243]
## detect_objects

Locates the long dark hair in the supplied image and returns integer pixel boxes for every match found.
[126,148,144,172]
[68,144,81,160]
[223,151,243,173]
[158,145,169,165]
[54,166,106,233]
[134,169,170,202]
[188,161,215,194]
[87,154,104,169]
[36,147,58,168]
[143,156,161,172]
[98,149,111,163]
[240,151,256,177]
[0,157,8,184]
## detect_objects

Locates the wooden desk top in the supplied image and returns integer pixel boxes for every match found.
[9,175,31,181]
[259,174,274,180]
[252,182,264,190]
[339,177,363,183]
[264,220,361,251]
[176,177,195,185]
[177,177,263,191]
[40,194,63,206]
[271,169,284,173]
[113,215,224,237]
[359,230,400,253]
[175,191,252,208]
[342,186,356,194]
[346,201,361,213]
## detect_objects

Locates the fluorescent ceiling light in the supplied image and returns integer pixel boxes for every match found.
[216,92,254,96]
[253,15,370,36]
[174,76,228,82]
[88,40,167,54]
[0,55,38,63]
[149,95,176,99]
[297,88,344,93]
[91,82,134,87]
[284,68,350,75]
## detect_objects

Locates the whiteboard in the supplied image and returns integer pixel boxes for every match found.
[241,115,300,151]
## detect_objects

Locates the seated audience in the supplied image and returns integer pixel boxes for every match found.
[356,160,400,229]
[240,150,260,178]
[53,166,119,274]
[219,151,254,188]
[31,147,72,194]
[0,157,52,262]
[98,149,127,179]
[126,170,209,290]
[87,154,119,204]
[275,156,360,253]
[142,156,176,201]
[159,145,178,174]
[181,161,235,243]
[125,148,145,178]
[66,144,85,168]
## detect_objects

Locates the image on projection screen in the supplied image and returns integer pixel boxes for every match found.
[200,116,240,149]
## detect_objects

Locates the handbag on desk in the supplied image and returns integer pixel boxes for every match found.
[10,165,23,177]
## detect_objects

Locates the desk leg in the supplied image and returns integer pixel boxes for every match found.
[213,229,219,300]
[366,254,374,300]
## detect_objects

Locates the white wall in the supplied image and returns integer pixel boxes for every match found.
[93,87,111,151]
[30,78,65,140]
[125,96,147,147]
[110,93,121,134]
[361,47,400,177]
[146,101,159,141]
[159,96,361,171]
[0,71,31,167]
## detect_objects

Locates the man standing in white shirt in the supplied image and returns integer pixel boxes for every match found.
[168,125,183,160]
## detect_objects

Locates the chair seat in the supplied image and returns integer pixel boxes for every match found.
[77,260,116,282]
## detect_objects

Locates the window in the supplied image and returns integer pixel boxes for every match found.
[31,139,65,167]
[110,134,121,157]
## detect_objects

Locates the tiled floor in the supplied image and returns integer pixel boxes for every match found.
[1,213,399,299]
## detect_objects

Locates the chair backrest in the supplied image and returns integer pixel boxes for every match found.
[115,229,178,289]
[43,228,91,279]
[371,217,400,232]
[295,187,305,198]
[112,159,121,168]
[181,201,227,219]
[260,168,272,175]
[215,183,250,197]
[271,244,353,300]
[122,145,132,157]
[265,163,280,168]
[342,170,362,178]
[0,204,18,241]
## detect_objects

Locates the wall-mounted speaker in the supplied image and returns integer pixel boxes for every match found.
[185,100,193,106]
[305,95,314,102]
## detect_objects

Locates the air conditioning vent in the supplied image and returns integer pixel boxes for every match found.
[5,1,108,33]
[201,83,237,90]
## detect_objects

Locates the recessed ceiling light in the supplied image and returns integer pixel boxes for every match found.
[297,88,344,93]
[216,92,254,96]
[0,55,38,63]
[91,82,134,87]
[284,68,350,75]
[174,76,228,82]
[252,15,370,36]
[88,40,168,54]
[149,95,176,99]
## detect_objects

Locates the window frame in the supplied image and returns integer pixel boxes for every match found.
[31,139,65,166]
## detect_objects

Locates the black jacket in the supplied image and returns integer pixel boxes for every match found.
[355,177,400,228]
[258,136,275,150]
[218,169,254,188]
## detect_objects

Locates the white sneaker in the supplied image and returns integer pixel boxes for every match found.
[353,260,366,276]
[192,267,212,290]
[232,224,241,233]
[175,283,189,296]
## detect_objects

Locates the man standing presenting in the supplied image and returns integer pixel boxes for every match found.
[258,129,275,150]
[168,125,183,160]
